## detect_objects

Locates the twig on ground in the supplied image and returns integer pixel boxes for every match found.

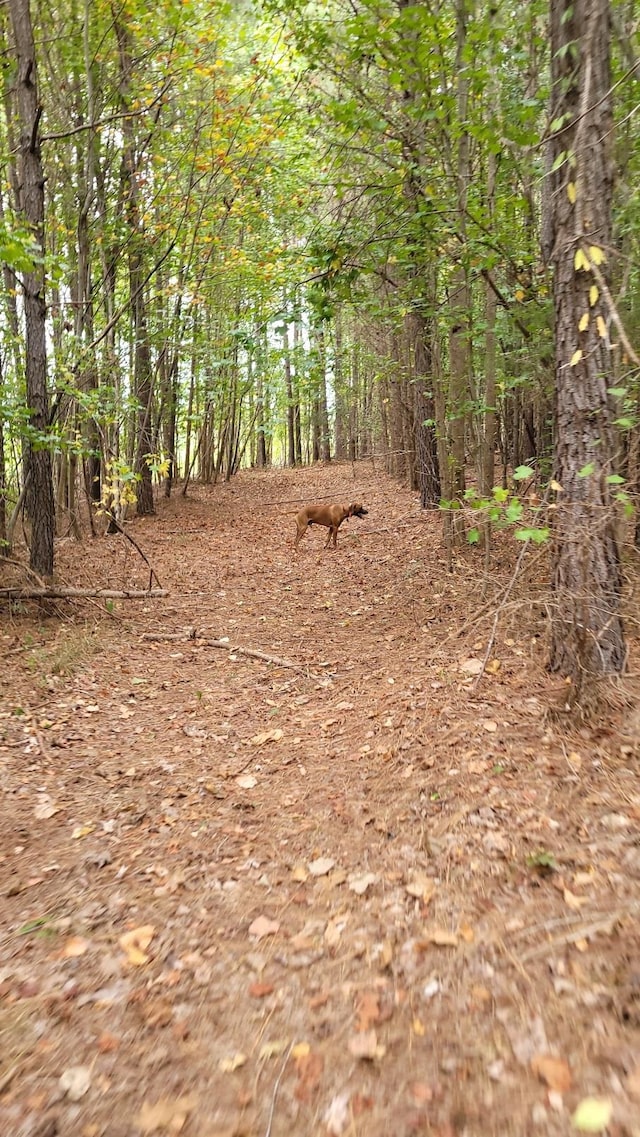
[264,1042,293,1137]
[518,909,634,962]
[141,628,302,670]
[0,587,167,601]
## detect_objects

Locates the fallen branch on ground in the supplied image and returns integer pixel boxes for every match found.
[0,587,168,600]
[141,627,301,670]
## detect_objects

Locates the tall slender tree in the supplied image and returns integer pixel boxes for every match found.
[8,0,55,576]
[546,0,626,691]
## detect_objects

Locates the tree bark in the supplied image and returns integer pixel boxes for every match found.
[547,0,626,685]
[8,0,55,577]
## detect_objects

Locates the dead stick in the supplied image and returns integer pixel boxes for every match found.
[0,587,167,600]
[141,630,301,670]
[101,513,162,588]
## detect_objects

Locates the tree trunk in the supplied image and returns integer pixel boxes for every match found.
[547,0,626,686]
[116,17,154,516]
[8,0,55,576]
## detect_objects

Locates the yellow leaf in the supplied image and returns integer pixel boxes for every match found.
[291,1042,311,1060]
[412,1017,426,1036]
[427,928,459,947]
[589,285,599,306]
[563,887,588,910]
[514,288,525,301]
[596,316,607,339]
[219,1053,247,1072]
[119,925,155,966]
[62,936,89,959]
[71,824,94,840]
[570,349,583,366]
[567,182,576,203]
[550,479,563,492]
[259,1041,287,1060]
[574,249,589,271]
[251,728,283,746]
[589,245,606,265]
[578,313,589,331]
[571,1097,612,1131]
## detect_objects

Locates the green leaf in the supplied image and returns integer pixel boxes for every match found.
[505,501,523,523]
[467,527,480,544]
[513,465,534,481]
[550,149,567,172]
[515,527,550,544]
[605,474,625,485]
[526,850,557,871]
[607,387,627,398]
[578,463,595,478]
[492,487,509,503]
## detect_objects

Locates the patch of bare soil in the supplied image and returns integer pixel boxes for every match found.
[1,462,639,1137]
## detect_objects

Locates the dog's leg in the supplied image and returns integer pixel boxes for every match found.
[294,522,306,550]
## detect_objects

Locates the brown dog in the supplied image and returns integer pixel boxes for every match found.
[294,502,368,550]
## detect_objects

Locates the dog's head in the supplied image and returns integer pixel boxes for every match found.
[349,503,368,519]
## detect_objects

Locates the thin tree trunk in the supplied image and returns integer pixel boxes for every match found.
[547,0,626,687]
[8,0,55,576]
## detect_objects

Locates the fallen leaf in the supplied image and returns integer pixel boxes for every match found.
[308,857,335,877]
[218,1053,247,1072]
[571,1097,612,1132]
[355,991,380,1031]
[293,1047,324,1102]
[135,1094,197,1133]
[324,915,347,948]
[425,928,458,947]
[34,794,59,820]
[405,873,436,903]
[251,728,283,746]
[309,990,330,1010]
[348,1029,385,1061]
[248,915,280,940]
[482,719,498,732]
[291,864,308,882]
[62,935,89,958]
[531,1053,572,1093]
[409,1081,433,1105]
[248,982,274,998]
[258,1041,287,1060]
[324,1090,351,1136]
[348,872,377,895]
[119,925,155,966]
[235,774,257,789]
[71,824,94,840]
[563,888,587,910]
[459,657,484,675]
[59,1065,91,1101]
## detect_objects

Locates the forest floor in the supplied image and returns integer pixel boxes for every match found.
[1,461,639,1137]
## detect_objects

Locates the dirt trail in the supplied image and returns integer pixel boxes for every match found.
[1,463,639,1137]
